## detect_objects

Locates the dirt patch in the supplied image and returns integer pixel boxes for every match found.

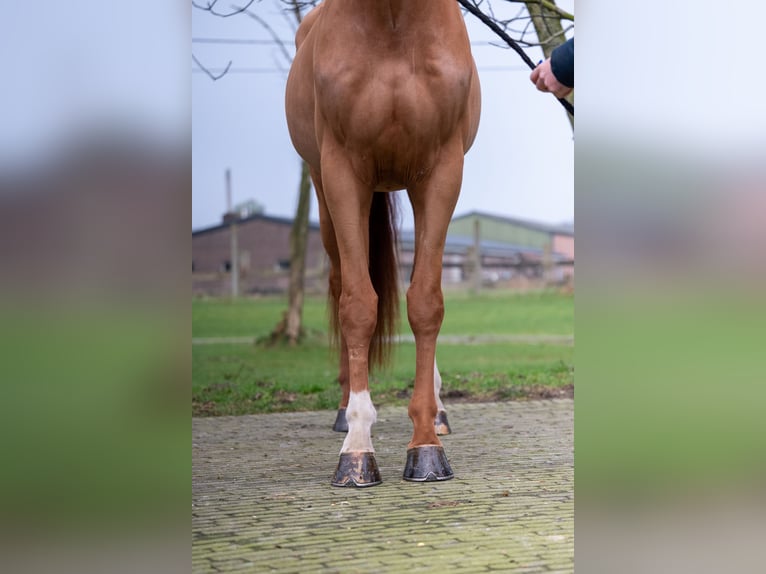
[192,399,220,417]
[495,383,574,401]
[274,390,298,404]
[192,383,573,417]
[444,383,574,404]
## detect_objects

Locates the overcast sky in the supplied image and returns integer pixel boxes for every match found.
[0,1,187,172]
[192,1,575,231]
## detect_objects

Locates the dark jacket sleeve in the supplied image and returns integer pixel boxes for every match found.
[550,38,574,88]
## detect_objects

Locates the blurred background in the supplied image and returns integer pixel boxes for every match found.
[576,2,766,572]
[0,2,189,572]
[1,0,765,572]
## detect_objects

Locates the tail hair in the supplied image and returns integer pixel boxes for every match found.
[368,192,400,369]
[326,192,400,370]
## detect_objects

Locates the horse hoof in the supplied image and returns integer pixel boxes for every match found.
[434,410,451,435]
[403,446,454,482]
[332,408,348,432]
[331,452,382,487]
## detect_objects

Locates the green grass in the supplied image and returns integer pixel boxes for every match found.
[440,289,574,335]
[192,296,330,339]
[192,290,574,416]
[192,290,573,338]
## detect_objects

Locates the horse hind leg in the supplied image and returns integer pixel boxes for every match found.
[332,406,348,433]
[433,360,452,436]
[310,166,350,433]
[332,339,350,432]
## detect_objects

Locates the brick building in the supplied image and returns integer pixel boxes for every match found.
[192,214,325,296]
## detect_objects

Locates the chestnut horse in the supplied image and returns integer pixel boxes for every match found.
[285,0,480,486]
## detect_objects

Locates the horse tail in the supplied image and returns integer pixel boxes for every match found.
[368,191,400,369]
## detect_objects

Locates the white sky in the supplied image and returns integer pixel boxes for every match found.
[0,1,188,170]
[192,1,575,231]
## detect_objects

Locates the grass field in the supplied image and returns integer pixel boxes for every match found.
[192,290,573,416]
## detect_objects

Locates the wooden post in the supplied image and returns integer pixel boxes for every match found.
[226,168,239,298]
[543,239,553,285]
[472,217,482,294]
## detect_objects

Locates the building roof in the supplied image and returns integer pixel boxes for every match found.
[399,230,570,262]
[451,211,574,237]
[192,213,321,237]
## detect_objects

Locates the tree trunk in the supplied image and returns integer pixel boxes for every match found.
[286,161,312,342]
[525,1,574,130]
[280,160,312,345]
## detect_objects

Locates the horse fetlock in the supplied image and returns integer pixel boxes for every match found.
[340,390,376,453]
[408,401,438,425]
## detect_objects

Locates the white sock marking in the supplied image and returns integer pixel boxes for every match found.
[434,360,445,412]
[340,390,376,453]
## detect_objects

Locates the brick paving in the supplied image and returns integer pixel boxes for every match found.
[192,399,573,573]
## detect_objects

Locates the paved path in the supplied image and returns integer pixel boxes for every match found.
[192,400,573,573]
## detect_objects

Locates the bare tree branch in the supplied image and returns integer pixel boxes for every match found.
[192,0,259,18]
[279,5,299,34]
[241,7,293,64]
[279,0,317,26]
[279,0,317,15]
[534,23,573,48]
[458,0,538,69]
[461,1,569,50]
[192,53,232,81]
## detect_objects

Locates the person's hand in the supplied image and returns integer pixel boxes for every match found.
[530,59,572,99]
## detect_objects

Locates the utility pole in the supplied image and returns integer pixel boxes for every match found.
[543,239,553,286]
[226,168,239,298]
[471,217,482,294]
